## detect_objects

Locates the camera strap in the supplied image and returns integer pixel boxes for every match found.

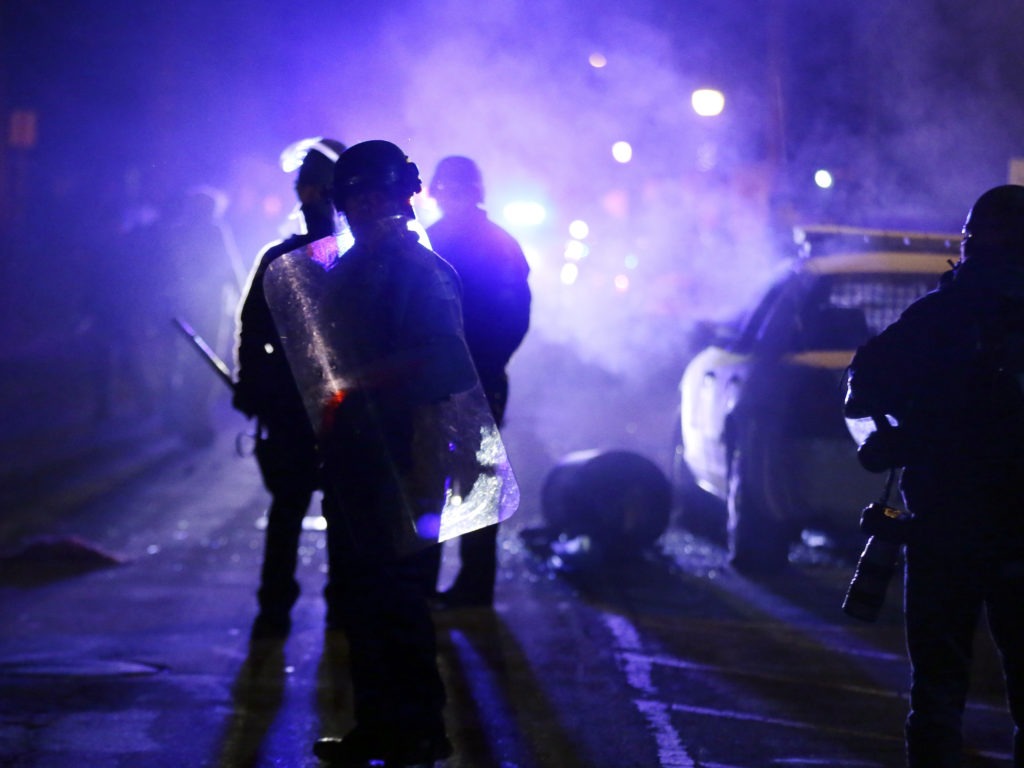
[878,467,898,506]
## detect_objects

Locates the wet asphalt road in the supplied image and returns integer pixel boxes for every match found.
[0,406,1015,768]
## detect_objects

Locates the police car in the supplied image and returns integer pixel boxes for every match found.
[674,226,958,572]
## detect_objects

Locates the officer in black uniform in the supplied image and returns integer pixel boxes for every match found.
[233,137,346,640]
[421,155,531,608]
[310,140,475,767]
[845,185,1024,767]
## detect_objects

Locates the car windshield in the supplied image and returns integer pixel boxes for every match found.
[820,273,940,336]
[742,271,943,354]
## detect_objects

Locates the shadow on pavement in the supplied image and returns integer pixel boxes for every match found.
[436,610,589,768]
[213,642,288,767]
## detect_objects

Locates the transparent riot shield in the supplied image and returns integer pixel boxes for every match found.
[263,230,519,555]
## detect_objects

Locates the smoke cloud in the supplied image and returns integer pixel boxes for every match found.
[3,0,1023,498]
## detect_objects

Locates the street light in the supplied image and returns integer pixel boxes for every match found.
[691,88,725,117]
[814,169,834,189]
[612,141,633,163]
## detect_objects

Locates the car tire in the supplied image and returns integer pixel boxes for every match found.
[727,429,791,574]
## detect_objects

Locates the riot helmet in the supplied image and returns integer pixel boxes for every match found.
[429,155,484,207]
[278,137,346,237]
[332,140,422,219]
[961,184,1024,264]
[279,137,347,188]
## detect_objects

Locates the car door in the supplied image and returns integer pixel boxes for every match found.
[680,280,789,498]
[681,343,744,497]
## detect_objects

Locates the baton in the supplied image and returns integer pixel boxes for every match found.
[172,317,235,391]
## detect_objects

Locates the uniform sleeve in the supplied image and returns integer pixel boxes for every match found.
[495,238,532,359]
[232,241,301,419]
[398,256,479,404]
[845,292,947,421]
[231,258,268,417]
[471,234,532,377]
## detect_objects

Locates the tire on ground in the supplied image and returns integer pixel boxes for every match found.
[543,449,671,558]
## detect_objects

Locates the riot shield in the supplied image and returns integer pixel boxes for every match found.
[263,230,519,555]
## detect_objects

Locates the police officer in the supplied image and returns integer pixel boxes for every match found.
[233,137,345,640]
[845,185,1024,767]
[309,140,475,767]
[422,155,531,608]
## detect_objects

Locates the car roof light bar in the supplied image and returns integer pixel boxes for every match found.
[792,224,959,259]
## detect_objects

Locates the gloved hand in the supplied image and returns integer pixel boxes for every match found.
[857,426,910,473]
[859,501,915,542]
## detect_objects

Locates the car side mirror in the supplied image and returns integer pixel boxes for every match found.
[688,319,738,352]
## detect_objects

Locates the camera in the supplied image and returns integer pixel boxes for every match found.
[842,502,914,622]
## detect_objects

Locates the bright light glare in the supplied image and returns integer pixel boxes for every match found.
[564,240,589,261]
[624,253,639,269]
[522,244,541,270]
[502,201,547,227]
[560,262,579,285]
[279,137,331,172]
[691,89,725,117]
[614,274,630,292]
[814,169,834,189]
[612,141,633,163]
[305,515,328,531]
[569,219,589,239]
[589,52,607,68]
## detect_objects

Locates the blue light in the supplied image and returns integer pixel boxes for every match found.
[502,201,547,227]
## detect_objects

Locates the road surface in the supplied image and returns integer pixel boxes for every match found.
[0,405,1014,767]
